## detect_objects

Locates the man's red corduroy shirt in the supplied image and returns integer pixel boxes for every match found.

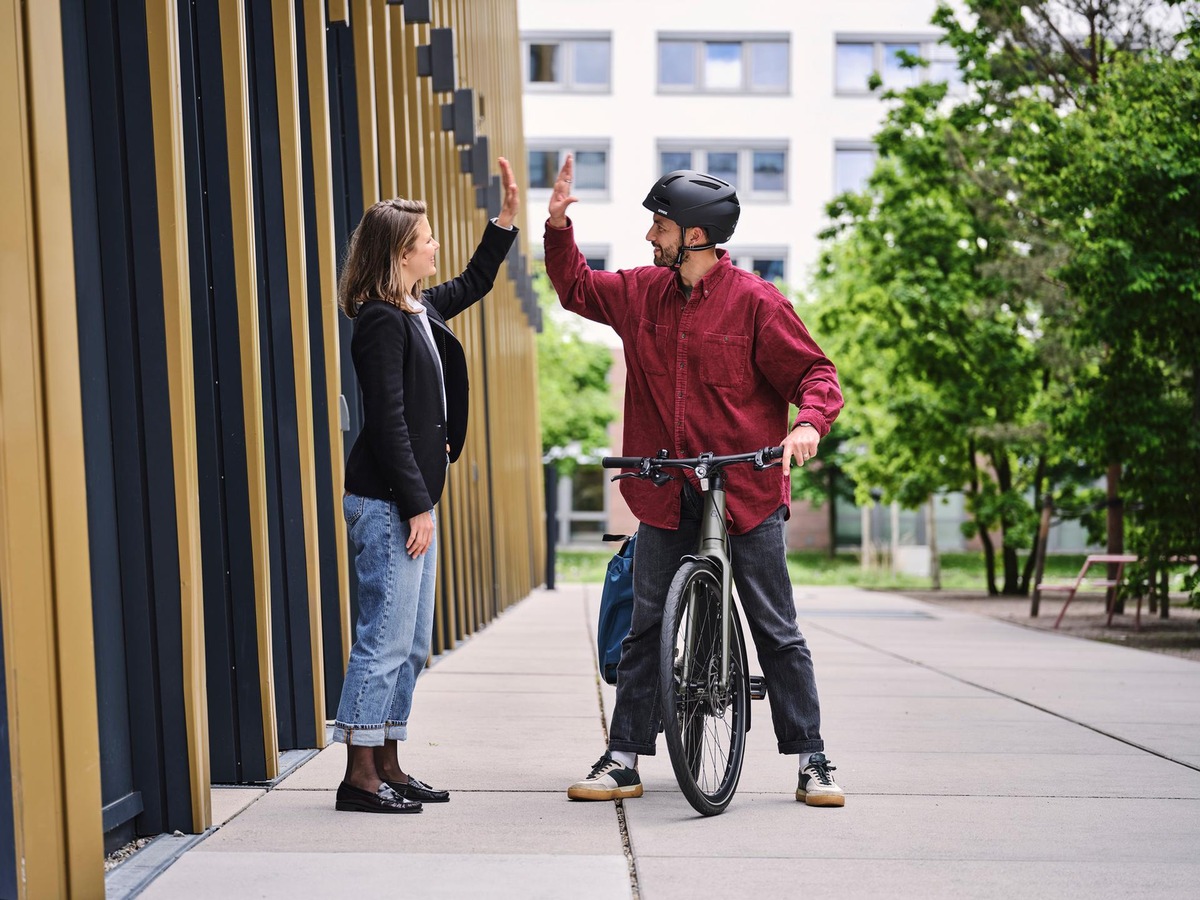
[544,219,844,535]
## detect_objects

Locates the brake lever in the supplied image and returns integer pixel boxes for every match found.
[754,448,783,470]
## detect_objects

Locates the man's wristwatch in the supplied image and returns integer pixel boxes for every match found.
[796,422,816,430]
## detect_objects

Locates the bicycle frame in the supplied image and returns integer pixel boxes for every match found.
[683,467,734,696]
[603,446,782,701]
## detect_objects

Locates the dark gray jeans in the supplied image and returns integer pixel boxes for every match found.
[608,486,824,756]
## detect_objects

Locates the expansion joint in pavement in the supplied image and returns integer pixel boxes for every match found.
[580,583,642,900]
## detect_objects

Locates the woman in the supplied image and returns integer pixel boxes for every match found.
[333,158,519,813]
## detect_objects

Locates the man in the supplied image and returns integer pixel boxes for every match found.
[544,157,846,808]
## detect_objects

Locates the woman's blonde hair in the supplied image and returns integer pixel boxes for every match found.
[338,198,428,318]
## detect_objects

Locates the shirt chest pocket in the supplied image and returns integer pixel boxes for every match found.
[635,317,669,376]
[699,332,750,387]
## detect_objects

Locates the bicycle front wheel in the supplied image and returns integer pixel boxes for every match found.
[659,559,749,816]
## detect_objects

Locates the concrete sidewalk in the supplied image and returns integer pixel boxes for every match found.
[128,583,1200,899]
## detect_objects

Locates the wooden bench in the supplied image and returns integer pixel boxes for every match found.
[1037,554,1140,630]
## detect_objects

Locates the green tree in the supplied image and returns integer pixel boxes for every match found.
[815,0,1200,595]
[816,67,1059,594]
[1048,38,1200,602]
[535,273,615,475]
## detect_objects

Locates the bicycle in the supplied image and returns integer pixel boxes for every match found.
[601,446,783,816]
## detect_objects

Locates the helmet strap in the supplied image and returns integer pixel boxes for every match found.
[671,226,716,269]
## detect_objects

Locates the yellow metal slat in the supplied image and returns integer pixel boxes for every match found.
[271,0,327,749]
[145,0,212,832]
[217,0,279,779]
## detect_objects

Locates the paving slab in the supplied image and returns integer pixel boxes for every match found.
[124,582,1200,900]
[140,852,630,900]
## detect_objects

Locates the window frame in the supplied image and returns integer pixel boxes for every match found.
[657,32,790,95]
[833,140,878,196]
[656,141,789,202]
[522,31,613,93]
[527,142,612,200]
[727,247,789,285]
[833,33,959,96]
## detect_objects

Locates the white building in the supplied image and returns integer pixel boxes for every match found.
[518,0,957,280]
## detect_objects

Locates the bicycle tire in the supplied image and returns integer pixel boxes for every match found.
[659,559,749,816]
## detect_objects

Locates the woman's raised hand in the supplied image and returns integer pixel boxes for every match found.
[547,154,577,228]
[496,156,519,229]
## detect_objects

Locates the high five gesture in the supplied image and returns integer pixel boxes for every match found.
[547,153,578,228]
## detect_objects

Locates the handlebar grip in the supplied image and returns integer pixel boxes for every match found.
[602,456,644,469]
[764,446,785,461]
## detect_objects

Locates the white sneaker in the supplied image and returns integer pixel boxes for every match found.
[567,753,644,801]
[796,752,845,807]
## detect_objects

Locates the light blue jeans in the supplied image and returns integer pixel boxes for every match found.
[333,493,438,746]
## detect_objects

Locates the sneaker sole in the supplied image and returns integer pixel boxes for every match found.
[796,790,845,808]
[567,783,644,801]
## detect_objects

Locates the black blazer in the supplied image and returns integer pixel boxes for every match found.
[344,221,518,518]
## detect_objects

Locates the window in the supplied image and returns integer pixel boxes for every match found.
[657,143,788,200]
[528,144,610,195]
[532,245,610,272]
[658,35,789,93]
[834,142,878,195]
[523,34,611,91]
[555,465,608,546]
[728,249,788,284]
[835,35,960,94]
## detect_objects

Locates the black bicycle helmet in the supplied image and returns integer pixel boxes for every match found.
[642,169,741,246]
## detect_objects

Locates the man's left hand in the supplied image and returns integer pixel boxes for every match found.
[781,423,819,474]
[496,156,520,229]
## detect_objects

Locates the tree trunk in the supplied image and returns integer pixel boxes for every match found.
[968,438,998,595]
[1107,462,1124,613]
[1030,495,1053,617]
[1020,452,1048,594]
[994,451,1022,595]
[979,522,999,596]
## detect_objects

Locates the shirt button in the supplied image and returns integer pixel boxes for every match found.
[682,333,687,339]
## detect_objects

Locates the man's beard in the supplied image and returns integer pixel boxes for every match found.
[651,244,677,268]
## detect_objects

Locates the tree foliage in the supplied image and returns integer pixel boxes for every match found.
[535,273,616,475]
[812,0,1200,597]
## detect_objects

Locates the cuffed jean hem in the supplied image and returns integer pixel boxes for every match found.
[608,740,658,756]
[779,739,825,755]
[332,722,386,747]
[385,722,408,742]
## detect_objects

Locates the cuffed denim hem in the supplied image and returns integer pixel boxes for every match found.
[385,722,408,741]
[332,722,386,747]
[608,740,657,756]
[779,739,825,755]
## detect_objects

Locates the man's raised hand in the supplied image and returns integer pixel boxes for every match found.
[547,154,577,228]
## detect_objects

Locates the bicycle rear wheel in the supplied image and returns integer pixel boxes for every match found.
[659,559,749,816]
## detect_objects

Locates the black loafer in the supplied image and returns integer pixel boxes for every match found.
[335,781,422,813]
[387,775,450,803]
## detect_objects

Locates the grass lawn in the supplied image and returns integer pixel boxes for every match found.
[555,547,1089,592]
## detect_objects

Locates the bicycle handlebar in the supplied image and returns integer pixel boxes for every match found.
[601,446,784,473]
